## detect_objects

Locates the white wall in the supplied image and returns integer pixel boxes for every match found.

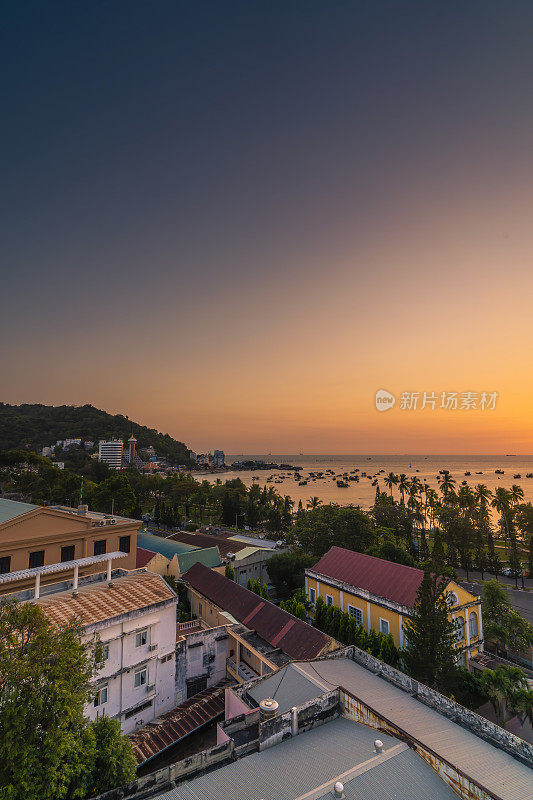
[85,602,177,733]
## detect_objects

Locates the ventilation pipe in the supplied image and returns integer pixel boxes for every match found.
[374,739,384,754]
[259,698,278,721]
[291,706,298,737]
[333,781,345,798]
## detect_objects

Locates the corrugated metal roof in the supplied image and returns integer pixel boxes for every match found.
[182,563,332,660]
[168,531,249,558]
[136,547,157,568]
[130,682,229,764]
[37,571,176,628]
[0,498,39,524]
[247,663,323,714]
[137,532,197,559]
[157,717,457,800]
[311,546,426,607]
[295,658,533,800]
[176,547,221,573]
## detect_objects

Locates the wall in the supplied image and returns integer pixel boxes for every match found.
[258,689,340,751]
[174,625,230,704]
[85,600,177,733]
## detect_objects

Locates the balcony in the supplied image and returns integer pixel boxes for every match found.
[226,657,259,682]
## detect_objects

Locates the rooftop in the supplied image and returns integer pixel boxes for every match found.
[129,682,229,764]
[281,657,533,800]
[167,530,249,558]
[0,498,39,524]
[35,569,176,629]
[136,546,157,568]
[156,717,459,800]
[137,532,197,558]
[310,546,430,607]
[182,562,333,661]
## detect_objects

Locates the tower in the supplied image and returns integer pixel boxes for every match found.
[128,435,137,465]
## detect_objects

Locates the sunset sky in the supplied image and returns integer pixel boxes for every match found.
[3,2,533,454]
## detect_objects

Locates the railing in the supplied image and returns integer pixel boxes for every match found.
[179,619,201,631]
[227,657,259,682]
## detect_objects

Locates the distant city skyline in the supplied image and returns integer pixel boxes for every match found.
[3,2,533,453]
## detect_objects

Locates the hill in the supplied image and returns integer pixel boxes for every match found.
[0,403,193,466]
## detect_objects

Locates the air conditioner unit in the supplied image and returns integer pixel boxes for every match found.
[109,518,116,525]
[146,684,155,692]
[98,520,106,526]
[149,644,158,651]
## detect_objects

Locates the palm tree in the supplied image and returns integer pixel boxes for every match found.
[398,474,410,505]
[474,483,492,511]
[306,496,322,509]
[491,487,512,548]
[384,472,398,500]
[439,472,456,503]
[510,484,524,506]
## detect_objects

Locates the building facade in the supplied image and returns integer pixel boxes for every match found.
[0,499,138,593]
[305,547,483,666]
[98,439,124,469]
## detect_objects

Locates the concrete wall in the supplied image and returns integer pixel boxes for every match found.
[258,689,340,751]
[175,625,230,704]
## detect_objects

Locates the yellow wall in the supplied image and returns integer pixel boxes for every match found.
[308,574,482,664]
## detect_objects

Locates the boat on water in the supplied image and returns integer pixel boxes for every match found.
[526,473,533,478]
[464,471,471,476]
[299,480,308,486]
[336,480,349,488]
[513,474,522,479]
[495,469,504,474]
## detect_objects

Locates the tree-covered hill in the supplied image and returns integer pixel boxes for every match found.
[0,403,193,466]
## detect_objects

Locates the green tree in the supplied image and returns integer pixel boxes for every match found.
[482,580,533,655]
[225,563,235,580]
[289,505,375,559]
[266,551,315,597]
[403,570,457,691]
[89,716,137,796]
[0,600,136,800]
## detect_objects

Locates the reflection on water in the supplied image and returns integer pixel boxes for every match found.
[196,454,533,510]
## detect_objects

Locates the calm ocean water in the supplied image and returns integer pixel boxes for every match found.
[197,454,533,509]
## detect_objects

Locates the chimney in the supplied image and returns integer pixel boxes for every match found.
[259,698,278,721]
[77,504,89,516]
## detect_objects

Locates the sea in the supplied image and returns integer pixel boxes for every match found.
[196,455,533,510]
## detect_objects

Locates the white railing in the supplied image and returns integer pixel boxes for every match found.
[179,619,200,631]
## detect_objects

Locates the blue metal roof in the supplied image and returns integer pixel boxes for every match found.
[0,499,39,524]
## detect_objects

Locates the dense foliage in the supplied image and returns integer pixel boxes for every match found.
[0,601,136,799]
[0,403,192,466]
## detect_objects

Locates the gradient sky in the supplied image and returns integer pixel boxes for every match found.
[3,1,533,453]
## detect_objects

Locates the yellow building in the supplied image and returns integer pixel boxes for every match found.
[305,546,483,666]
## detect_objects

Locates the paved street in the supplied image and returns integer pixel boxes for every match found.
[456,570,533,625]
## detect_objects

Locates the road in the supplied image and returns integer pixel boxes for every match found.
[456,569,533,625]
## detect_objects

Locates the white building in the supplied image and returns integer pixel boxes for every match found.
[2,556,179,734]
[98,439,124,469]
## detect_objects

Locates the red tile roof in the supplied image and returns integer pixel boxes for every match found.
[167,531,249,558]
[129,682,229,763]
[136,546,157,568]
[182,563,332,660]
[311,546,425,607]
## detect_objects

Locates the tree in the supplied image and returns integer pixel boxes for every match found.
[384,472,398,499]
[403,570,457,691]
[366,539,415,567]
[266,551,315,597]
[482,580,533,655]
[225,563,234,580]
[290,505,376,559]
[480,666,530,727]
[0,600,136,800]
[90,716,137,796]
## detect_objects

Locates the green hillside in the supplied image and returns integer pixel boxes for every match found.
[0,403,193,466]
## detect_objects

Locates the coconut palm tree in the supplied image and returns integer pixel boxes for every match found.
[398,473,410,505]
[384,472,398,500]
[491,487,512,547]
[510,484,524,506]
[306,496,322,509]
[439,472,456,503]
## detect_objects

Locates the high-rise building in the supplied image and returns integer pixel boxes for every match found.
[213,450,225,467]
[98,440,124,469]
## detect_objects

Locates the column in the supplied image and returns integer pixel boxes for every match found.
[340,589,344,613]
[367,601,371,633]
[465,608,470,646]
[478,604,483,650]
[73,564,79,590]
[34,573,41,600]
[399,614,404,650]
[107,558,112,582]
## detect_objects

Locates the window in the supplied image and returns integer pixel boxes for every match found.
[0,556,11,575]
[447,591,459,608]
[135,629,148,647]
[469,612,478,639]
[326,594,333,607]
[380,619,390,635]
[61,545,75,563]
[134,668,147,688]
[102,643,110,661]
[125,700,152,719]
[161,653,173,664]
[93,540,106,556]
[29,551,45,569]
[198,603,203,616]
[94,685,108,707]
[348,606,363,625]
[309,587,316,604]
[187,676,207,698]
[119,535,131,553]
[455,616,465,642]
